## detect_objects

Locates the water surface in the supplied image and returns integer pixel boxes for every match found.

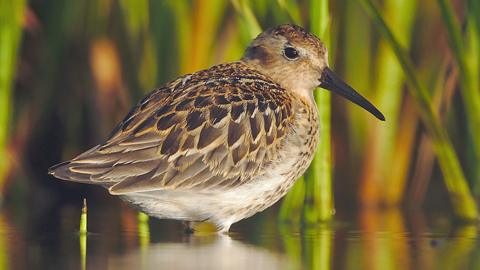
[1,197,479,270]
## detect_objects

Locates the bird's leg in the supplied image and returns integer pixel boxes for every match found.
[182,221,195,234]
[217,223,231,234]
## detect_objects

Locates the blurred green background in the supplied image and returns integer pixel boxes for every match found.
[1,0,480,269]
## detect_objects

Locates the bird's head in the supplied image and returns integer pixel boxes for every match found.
[242,24,385,121]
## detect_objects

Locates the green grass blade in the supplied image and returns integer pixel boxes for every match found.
[0,0,25,183]
[119,0,149,39]
[280,0,333,223]
[276,0,302,25]
[80,198,88,234]
[358,0,478,220]
[189,0,228,70]
[138,212,150,250]
[343,0,372,162]
[231,0,262,39]
[229,0,311,223]
[465,11,480,194]
[303,226,333,269]
[438,0,480,187]
[468,0,480,32]
[79,199,87,270]
[364,0,417,205]
[166,0,192,73]
[303,0,334,223]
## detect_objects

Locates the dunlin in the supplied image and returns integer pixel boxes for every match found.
[49,24,384,233]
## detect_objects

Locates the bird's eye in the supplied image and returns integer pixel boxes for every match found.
[283,47,299,60]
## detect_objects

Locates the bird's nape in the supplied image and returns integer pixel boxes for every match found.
[319,67,385,121]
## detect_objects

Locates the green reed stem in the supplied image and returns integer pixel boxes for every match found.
[278,0,305,222]
[438,0,480,192]
[276,0,302,25]
[303,226,333,270]
[470,0,480,31]
[227,3,312,217]
[435,225,477,270]
[0,0,25,182]
[118,0,149,39]
[369,0,417,205]
[80,199,88,234]
[231,0,262,39]
[465,6,480,194]
[280,0,333,223]
[278,224,303,268]
[79,199,87,270]
[358,0,478,220]
[166,0,192,73]
[302,0,334,223]
[138,212,150,249]
[343,0,372,161]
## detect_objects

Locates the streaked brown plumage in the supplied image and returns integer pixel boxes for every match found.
[49,24,384,233]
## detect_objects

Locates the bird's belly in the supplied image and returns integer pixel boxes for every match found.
[120,114,318,229]
[121,136,315,226]
[217,139,316,222]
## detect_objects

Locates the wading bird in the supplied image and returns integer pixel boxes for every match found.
[50,24,384,233]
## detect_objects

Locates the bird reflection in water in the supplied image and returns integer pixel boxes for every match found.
[107,234,298,270]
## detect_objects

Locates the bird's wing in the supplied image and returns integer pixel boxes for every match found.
[49,63,296,194]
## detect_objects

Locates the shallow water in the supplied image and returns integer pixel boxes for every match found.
[1,196,479,270]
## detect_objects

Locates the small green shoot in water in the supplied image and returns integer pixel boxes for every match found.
[138,212,150,249]
[80,198,87,234]
[80,199,87,270]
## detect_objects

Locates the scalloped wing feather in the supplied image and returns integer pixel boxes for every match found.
[49,62,295,194]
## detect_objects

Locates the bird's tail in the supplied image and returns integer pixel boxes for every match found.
[48,160,96,184]
[48,145,113,184]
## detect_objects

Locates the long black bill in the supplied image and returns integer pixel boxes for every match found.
[319,67,385,121]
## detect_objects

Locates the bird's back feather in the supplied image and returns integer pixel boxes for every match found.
[49,62,297,195]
